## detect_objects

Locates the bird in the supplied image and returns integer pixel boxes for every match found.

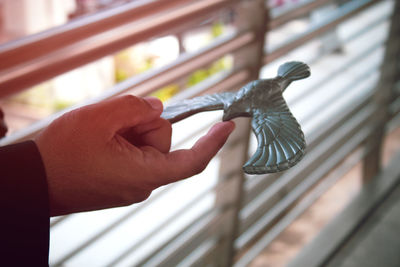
[161,61,311,174]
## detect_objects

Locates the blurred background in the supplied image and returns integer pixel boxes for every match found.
[0,0,399,266]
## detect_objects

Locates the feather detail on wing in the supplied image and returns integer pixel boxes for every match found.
[161,92,235,123]
[243,97,306,174]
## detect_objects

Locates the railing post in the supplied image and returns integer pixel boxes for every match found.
[213,0,267,266]
[362,0,400,182]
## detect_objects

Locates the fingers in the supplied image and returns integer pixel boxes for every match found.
[122,117,172,153]
[85,95,163,138]
[161,121,235,184]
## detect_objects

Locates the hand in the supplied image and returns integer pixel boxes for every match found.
[35,95,235,216]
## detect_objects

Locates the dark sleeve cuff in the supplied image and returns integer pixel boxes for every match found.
[0,140,49,266]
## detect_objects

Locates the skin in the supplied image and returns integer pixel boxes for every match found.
[35,95,235,216]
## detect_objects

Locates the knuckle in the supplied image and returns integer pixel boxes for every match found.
[121,94,140,106]
[120,95,153,111]
[159,118,172,133]
[62,107,90,129]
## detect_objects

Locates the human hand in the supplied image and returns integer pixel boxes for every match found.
[35,95,235,216]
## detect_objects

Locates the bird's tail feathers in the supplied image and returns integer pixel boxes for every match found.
[277,61,310,82]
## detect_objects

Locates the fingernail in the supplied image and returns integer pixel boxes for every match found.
[224,120,235,131]
[145,97,163,111]
[218,120,235,134]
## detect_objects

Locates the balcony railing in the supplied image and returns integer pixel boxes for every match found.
[0,0,399,266]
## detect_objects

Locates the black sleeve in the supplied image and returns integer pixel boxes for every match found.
[0,140,49,266]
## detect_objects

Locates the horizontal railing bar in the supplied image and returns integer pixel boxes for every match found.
[287,38,383,108]
[243,64,379,207]
[144,209,231,267]
[165,68,250,105]
[103,182,218,267]
[269,0,335,30]
[236,104,375,250]
[130,209,214,267]
[136,209,224,267]
[177,239,216,267]
[172,118,220,149]
[0,0,187,68]
[83,31,254,98]
[265,9,389,116]
[264,0,379,64]
[303,10,390,66]
[0,32,254,145]
[0,0,240,97]
[234,145,368,267]
[296,62,381,123]
[51,183,177,263]
[199,68,251,96]
[306,99,376,154]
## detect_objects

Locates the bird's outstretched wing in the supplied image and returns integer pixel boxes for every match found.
[243,97,305,174]
[161,92,235,123]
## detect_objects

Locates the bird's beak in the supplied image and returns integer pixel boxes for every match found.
[223,106,252,121]
[222,109,234,121]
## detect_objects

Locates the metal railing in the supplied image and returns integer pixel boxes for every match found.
[1,0,399,266]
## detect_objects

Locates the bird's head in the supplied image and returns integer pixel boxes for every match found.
[222,104,252,121]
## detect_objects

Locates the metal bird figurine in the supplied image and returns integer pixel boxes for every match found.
[161,61,311,174]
